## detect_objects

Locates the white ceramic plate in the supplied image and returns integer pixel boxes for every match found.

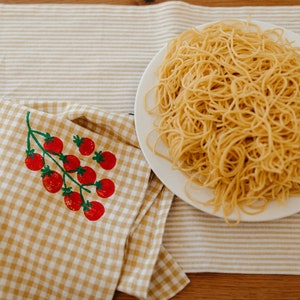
[134,20,300,222]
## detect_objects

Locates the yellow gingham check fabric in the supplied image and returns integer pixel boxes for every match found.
[0,100,189,300]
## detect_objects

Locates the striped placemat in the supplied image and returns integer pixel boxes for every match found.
[1,1,300,274]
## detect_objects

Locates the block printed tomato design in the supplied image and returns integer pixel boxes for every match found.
[60,154,81,173]
[77,166,97,185]
[73,135,95,156]
[25,149,44,171]
[62,188,83,211]
[95,178,115,198]
[44,133,63,155]
[25,111,117,221]
[41,166,63,193]
[83,201,105,221]
[93,151,117,170]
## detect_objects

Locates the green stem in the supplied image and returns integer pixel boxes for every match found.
[26,115,32,151]
[31,129,48,138]
[79,186,88,209]
[26,111,91,195]
[63,173,68,189]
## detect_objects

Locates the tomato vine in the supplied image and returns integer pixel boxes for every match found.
[26,111,91,194]
[24,111,117,221]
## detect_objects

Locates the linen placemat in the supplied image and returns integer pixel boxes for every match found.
[1,1,300,277]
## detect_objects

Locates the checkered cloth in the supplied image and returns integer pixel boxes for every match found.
[0,100,189,299]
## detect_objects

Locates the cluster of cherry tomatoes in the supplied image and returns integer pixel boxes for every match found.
[25,112,117,221]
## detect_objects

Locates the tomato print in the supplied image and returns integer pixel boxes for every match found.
[41,166,63,193]
[73,135,95,156]
[44,134,63,155]
[93,151,116,170]
[25,150,44,171]
[25,111,117,222]
[77,166,97,185]
[63,191,83,211]
[83,201,105,221]
[95,178,115,198]
[60,154,81,172]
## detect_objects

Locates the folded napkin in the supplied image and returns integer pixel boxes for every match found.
[0,100,188,299]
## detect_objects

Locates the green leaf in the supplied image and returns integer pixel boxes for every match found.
[61,186,72,196]
[44,132,54,143]
[92,151,104,163]
[95,180,103,190]
[73,135,83,147]
[41,165,53,178]
[81,200,92,211]
[76,166,86,176]
[26,148,36,157]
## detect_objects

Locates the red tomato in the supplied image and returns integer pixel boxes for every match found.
[83,201,105,221]
[64,191,82,211]
[95,178,115,198]
[25,151,44,171]
[41,167,63,193]
[77,166,97,185]
[73,135,95,156]
[93,151,116,170]
[60,154,81,172]
[44,134,63,155]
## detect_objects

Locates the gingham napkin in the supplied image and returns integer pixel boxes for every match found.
[0,100,189,299]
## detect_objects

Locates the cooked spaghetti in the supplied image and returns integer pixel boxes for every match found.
[146,20,300,224]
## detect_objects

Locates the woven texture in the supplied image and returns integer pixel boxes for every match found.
[0,100,188,299]
[1,0,300,283]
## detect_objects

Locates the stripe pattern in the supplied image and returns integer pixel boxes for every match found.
[1,1,300,274]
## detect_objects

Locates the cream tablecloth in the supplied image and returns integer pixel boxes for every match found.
[1,1,300,276]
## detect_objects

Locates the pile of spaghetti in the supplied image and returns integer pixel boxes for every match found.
[148,20,300,223]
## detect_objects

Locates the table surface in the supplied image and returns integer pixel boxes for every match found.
[3,0,300,6]
[2,0,300,299]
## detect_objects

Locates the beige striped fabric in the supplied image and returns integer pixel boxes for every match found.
[1,1,300,284]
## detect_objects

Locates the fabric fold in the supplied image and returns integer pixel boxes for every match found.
[117,173,189,299]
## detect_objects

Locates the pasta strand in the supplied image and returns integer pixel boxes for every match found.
[146,20,300,224]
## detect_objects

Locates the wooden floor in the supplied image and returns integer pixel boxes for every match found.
[113,273,300,299]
